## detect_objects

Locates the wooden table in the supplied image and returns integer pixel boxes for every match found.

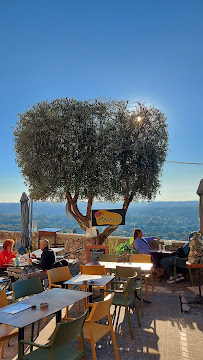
[0,288,92,357]
[186,262,203,297]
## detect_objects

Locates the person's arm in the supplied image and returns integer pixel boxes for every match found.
[9,252,17,260]
[144,236,160,243]
[40,251,47,272]
[0,251,7,265]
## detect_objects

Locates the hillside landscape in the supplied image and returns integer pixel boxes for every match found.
[0,201,199,241]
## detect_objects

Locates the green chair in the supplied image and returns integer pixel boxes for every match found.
[18,311,88,360]
[12,278,43,341]
[100,254,119,275]
[100,254,119,262]
[115,266,144,316]
[106,275,141,339]
[174,257,193,284]
[12,278,43,301]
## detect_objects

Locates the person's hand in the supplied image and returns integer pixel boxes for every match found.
[28,258,33,265]
[13,249,18,255]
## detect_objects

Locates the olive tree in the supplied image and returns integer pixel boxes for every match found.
[14,98,168,244]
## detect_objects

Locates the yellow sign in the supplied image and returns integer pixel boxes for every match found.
[93,209,123,226]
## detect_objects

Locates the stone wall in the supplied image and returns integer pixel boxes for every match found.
[0,230,187,264]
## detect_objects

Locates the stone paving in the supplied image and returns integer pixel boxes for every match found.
[2,275,203,360]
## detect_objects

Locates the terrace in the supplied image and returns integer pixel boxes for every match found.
[0,230,202,360]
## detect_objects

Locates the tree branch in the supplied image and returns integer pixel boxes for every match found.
[66,190,89,226]
[66,191,88,231]
[99,225,119,245]
[86,189,93,221]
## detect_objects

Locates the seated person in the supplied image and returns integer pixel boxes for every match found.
[29,239,56,272]
[0,239,17,274]
[160,232,198,283]
[133,228,160,254]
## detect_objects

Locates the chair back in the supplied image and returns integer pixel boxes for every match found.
[80,265,106,275]
[130,254,151,263]
[100,254,119,262]
[88,293,114,323]
[47,266,71,285]
[49,311,88,347]
[123,276,138,293]
[12,277,43,300]
[116,266,138,279]
[0,290,8,308]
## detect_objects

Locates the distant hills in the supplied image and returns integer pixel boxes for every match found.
[0,200,199,215]
[0,201,199,241]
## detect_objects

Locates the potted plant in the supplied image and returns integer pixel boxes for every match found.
[116,237,138,261]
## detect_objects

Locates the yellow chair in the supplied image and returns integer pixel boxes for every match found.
[130,254,154,301]
[80,265,106,275]
[47,266,71,317]
[0,290,18,359]
[47,266,71,290]
[81,293,119,360]
[80,265,107,310]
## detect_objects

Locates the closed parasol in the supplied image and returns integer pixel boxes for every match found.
[197,179,203,235]
[20,192,30,247]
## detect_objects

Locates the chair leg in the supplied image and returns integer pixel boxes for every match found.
[140,288,144,317]
[125,307,134,339]
[174,264,177,284]
[89,329,97,360]
[133,299,141,327]
[1,340,5,359]
[108,314,119,360]
[37,320,41,337]
[30,323,34,352]
[189,268,193,286]
[78,335,87,359]
[145,279,148,301]
[150,272,154,294]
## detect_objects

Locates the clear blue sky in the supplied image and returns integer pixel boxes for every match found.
[0,0,202,202]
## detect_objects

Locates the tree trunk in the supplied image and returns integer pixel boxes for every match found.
[66,189,134,245]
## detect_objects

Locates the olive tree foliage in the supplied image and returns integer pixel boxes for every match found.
[14,98,168,244]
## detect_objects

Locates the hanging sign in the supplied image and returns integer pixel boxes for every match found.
[92,209,125,226]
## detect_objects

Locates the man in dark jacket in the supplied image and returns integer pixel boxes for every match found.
[160,231,199,283]
[40,239,56,272]
[29,239,56,273]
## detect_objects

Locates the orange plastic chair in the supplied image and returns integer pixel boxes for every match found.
[0,290,18,359]
[80,265,107,311]
[81,293,119,360]
[47,266,71,316]
[47,266,71,289]
[130,254,154,300]
[80,265,106,275]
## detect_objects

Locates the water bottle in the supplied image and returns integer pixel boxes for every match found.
[15,254,19,267]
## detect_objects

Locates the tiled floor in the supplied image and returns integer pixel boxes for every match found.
[2,276,203,360]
